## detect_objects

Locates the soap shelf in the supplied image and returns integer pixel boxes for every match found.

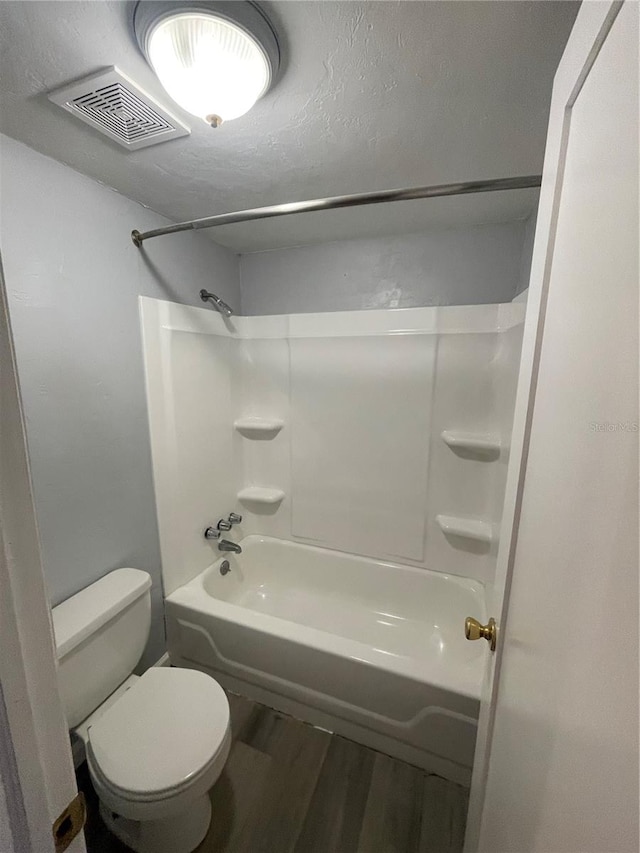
[234,418,284,438]
[436,514,496,544]
[238,487,285,505]
[441,430,502,459]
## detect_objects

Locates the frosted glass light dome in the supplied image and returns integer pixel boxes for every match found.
[146,12,271,126]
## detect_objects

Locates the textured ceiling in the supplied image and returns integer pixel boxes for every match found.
[0,1,578,252]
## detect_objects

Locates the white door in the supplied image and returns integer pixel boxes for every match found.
[466,1,639,850]
[0,255,85,851]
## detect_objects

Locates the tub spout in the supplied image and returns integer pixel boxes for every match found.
[218,540,242,554]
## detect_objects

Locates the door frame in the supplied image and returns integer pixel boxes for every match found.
[0,252,85,852]
[464,2,626,848]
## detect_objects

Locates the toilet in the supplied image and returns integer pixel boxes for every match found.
[52,568,231,853]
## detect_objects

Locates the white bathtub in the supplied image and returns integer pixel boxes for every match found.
[166,536,486,784]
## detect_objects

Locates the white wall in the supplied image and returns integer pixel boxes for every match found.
[0,135,240,665]
[141,300,525,594]
[239,222,528,315]
[140,297,242,597]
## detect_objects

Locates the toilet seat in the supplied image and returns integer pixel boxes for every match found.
[87,667,230,800]
[88,729,230,805]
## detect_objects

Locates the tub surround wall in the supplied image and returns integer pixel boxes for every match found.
[140,297,525,595]
[484,316,526,614]
[239,222,529,315]
[140,300,242,601]
[290,332,436,562]
[0,136,241,666]
[515,210,538,297]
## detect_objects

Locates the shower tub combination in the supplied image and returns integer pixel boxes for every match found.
[166,535,485,784]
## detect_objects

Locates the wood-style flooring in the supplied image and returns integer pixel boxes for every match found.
[80,691,468,853]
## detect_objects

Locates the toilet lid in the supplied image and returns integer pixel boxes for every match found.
[88,667,230,797]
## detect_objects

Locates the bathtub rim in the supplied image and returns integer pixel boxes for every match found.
[167,535,486,702]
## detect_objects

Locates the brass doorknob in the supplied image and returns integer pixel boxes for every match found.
[465,616,497,651]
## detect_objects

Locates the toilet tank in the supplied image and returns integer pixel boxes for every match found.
[52,569,152,728]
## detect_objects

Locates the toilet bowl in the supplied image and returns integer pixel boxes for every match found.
[87,667,231,853]
[52,568,231,853]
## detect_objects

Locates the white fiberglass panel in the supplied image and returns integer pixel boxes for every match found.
[141,298,524,593]
[290,334,435,562]
[168,330,238,586]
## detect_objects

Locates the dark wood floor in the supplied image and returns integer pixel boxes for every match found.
[80,691,469,853]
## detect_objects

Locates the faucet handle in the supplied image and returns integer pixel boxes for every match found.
[217,518,232,531]
[204,526,220,540]
[228,512,242,525]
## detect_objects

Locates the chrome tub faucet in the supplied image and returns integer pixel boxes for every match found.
[218,540,242,554]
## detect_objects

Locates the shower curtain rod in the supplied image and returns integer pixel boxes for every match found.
[131,174,541,247]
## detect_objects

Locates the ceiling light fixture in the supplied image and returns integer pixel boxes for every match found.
[133,1,280,128]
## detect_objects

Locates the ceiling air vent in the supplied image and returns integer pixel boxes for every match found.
[48,67,190,151]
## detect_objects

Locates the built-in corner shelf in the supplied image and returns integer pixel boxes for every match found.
[238,486,285,506]
[234,417,284,438]
[436,514,496,544]
[441,430,502,459]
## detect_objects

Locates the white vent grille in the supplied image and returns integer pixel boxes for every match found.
[48,67,190,151]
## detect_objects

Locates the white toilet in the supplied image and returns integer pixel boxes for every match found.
[52,568,231,853]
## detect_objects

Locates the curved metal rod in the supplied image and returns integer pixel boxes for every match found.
[131,175,541,246]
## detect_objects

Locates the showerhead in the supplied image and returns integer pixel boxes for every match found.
[199,289,234,317]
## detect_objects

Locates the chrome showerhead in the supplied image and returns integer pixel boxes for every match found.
[199,289,234,317]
